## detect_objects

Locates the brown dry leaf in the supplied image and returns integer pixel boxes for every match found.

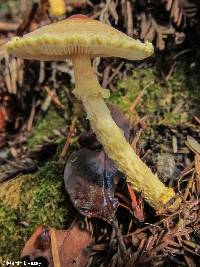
[140,13,152,40]
[184,254,197,267]
[67,0,87,8]
[195,154,200,194]
[56,226,93,267]
[17,0,50,35]
[0,22,20,31]
[140,13,175,50]
[156,153,178,184]
[185,135,200,154]
[21,225,93,267]
[195,154,200,176]
[3,55,24,93]
[50,228,62,267]
[164,0,198,26]
[194,116,200,125]
[9,58,17,94]
[126,0,134,36]
[0,106,8,133]
[0,96,10,135]
[42,86,65,111]
[17,58,24,87]
[64,148,119,220]
[0,39,7,60]
[20,0,30,18]
[21,225,52,265]
[108,0,119,24]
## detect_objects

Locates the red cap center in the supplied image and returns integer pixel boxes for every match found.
[68,14,89,20]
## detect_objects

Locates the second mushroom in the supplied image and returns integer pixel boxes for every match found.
[6,14,176,210]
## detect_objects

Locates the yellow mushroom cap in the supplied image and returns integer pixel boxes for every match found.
[6,14,154,61]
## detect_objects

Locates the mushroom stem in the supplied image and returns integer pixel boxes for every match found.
[72,55,175,210]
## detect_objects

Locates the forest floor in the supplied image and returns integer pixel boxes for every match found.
[0,1,199,267]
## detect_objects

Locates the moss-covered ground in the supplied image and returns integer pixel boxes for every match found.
[109,62,200,153]
[27,107,66,149]
[0,161,70,262]
[110,63,199,124]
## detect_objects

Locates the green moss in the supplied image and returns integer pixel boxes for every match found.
[20,161,68,229]
[0,161,70,261]
[0,203,20,261]
[27,108,65,148]
[109,66,189,126]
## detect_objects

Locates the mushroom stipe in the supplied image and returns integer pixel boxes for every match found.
[6,14,179,211]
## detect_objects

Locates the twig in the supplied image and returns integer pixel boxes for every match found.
[38,61,45,84]
[131,128,143,152]
[99,0,112,21]
[102,65,111,88]
[9,58,17,94]
[104,62,124,88]
[42,86,65,111]
[0,22,19,31]
[130,81,154,112]
[194,116,200,125]
[173,49,191,60]
[183,172,195,201]
[0,40,7,60]
[27,102,36,132]
[127,1,133,36]
[59,117,77,160]
[50,228,62,267]
[5,55,12,93]
[17,58,24,87]
[110,215,128,259]
[130,90,144,113]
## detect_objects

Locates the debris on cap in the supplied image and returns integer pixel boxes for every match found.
[49,0,65,17]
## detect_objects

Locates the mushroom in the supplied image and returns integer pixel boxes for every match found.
[6,14,176,210]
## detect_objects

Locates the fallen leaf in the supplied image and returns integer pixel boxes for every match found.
[21,225,93,267]
[0,96,10,133]
[127,184,144,221]
[64,148,119,220]
[0,106,8,133]
[186,135,200,154]
[21,225,52,265]
[195,154,200,194]
[140,13,175,50]
[57,226,93,267]
[184,253,197,267]
[164,0,197,27]
[156,153,179,184]
[0,21,20,31]
[195,154,200,176]
[67,0,87,8]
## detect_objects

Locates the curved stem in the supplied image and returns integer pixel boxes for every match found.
[71,55,176,211]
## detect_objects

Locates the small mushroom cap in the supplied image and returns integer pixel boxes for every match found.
[6,15,154,61]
